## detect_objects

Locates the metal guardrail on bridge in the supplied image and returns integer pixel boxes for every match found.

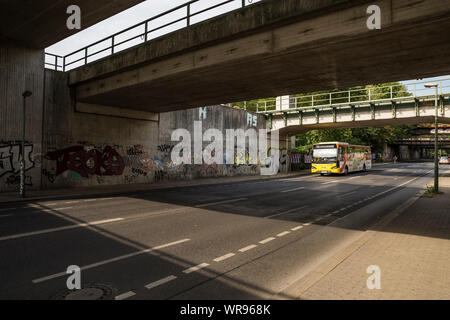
[44,0,264,71]
[254,78,450,114]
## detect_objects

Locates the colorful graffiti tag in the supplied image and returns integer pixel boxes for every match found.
[46,145,125,178]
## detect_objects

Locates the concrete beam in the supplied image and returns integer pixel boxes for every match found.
[70,0,450,113]
[0,0,145,48]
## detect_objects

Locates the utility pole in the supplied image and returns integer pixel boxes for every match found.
[425,83,439,192]
[20,91,32,198]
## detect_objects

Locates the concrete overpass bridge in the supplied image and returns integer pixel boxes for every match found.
[256,79,450,137]
[43,0,450,113]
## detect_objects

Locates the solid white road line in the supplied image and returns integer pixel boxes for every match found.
[0,207,20,212]
[291,226,303,231]
[195,198,248,208]
[277,231,290,237]
[183,263,210,274]
[321,180,338,185]
[145,275,177,290]
[214,253,235,262]
[0,217,124,242]
[32,238,190,284]
[281,187,305,193]
[115,291,136,300]
[265,205,308,219]
[259,237,276,244]
[239,244,258,252]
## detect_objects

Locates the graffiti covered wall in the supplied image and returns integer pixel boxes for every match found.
[2,69,268,192]
[0,142,40,192]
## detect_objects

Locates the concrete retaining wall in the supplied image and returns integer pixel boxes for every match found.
[0,69,267,192]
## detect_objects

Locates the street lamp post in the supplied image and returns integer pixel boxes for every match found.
[425,83,439,192]
[20,91,32,198]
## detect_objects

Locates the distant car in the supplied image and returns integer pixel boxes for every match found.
[439,156,450,164]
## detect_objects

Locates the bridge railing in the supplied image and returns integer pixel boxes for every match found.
[44,0,263,71]
[256,78,450,113]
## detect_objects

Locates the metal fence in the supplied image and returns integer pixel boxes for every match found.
[255,78,450,113]
[45,0,263,71]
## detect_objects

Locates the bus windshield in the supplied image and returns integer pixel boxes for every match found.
[313,148,338,163]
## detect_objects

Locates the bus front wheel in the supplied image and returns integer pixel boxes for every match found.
[344,167,349,176]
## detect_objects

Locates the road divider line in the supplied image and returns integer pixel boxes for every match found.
[303,222,312,226]
[266,205,308,219]
[32,238,190,284]
[291,226,303,231]
[115,291,136,300]
[0,207,20,212]
[195,198,248,208]
[214,253,235,262]
[1,217,124,242]
[277,231,290,237]
[183,263,210,274]
[145,275,177,290]
[259,237,276,244]
[281,187,305,193]
[239,244,257,252]
[321,180,338,185]
[341,191,356,197]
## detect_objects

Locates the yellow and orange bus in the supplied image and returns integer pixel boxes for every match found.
[311,142,372,175]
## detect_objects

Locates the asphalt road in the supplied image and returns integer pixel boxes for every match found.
[0,162,444,300]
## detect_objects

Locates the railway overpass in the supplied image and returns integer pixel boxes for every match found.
[44,0,450,113]
[257,80,450,137]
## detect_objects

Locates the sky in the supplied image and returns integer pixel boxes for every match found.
[46,0,449,96]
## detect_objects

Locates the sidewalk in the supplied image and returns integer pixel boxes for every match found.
[0,170,309,205]
[296,176,450,300]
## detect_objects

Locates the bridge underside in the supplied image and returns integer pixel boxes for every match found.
[73,0,450,113]
[0,0,144,48]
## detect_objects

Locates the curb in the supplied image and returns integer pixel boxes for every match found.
[0,171,310,205]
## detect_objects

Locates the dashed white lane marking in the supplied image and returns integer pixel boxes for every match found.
[214,253,235,262]
[341,191,356,197]
[0,217,124,242]
[265,205,308,219]
[321,180,339,185]
[195,198,248,208]
[277,231,290,237]
[303,222,312,226]
[115,291,136,300]
[259,237,276,244]
[0,205,73,212]
[346,176,360,180]
[281,187,305,193]
[145,275,177,290]
[32,238,190,284]
[239,244,258,252]
[291,226,303,231]
[0,214,12,218]
[183,263,210,274]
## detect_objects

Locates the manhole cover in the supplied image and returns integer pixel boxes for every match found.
[51,283,116,300]
[65,288,104,300]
